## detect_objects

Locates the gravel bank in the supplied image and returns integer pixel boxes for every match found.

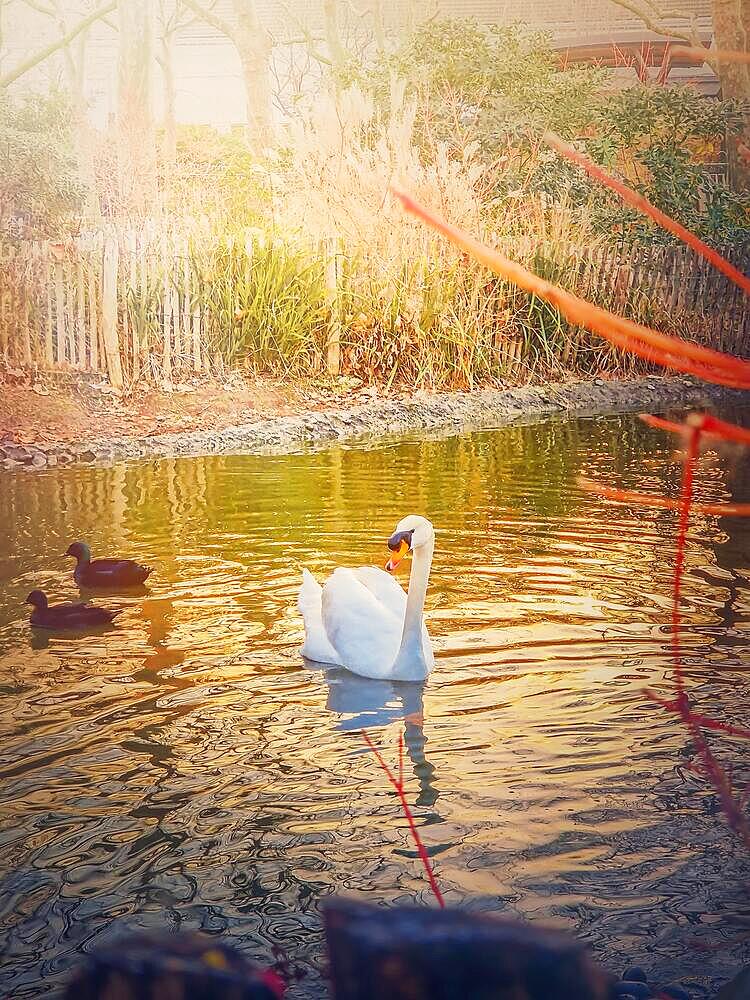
[1,375,746,472]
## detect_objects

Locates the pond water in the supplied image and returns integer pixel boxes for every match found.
[1,407,750,997]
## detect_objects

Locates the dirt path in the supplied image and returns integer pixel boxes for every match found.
[0,371,743,470]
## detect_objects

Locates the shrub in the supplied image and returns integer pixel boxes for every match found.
[357,18,748,247]
[0,91,84,239]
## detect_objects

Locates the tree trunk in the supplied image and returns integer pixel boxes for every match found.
[712,0,750,189]
[230,0,273,150]
[159,31,177,169]
[52,1,100,221]
[117,0,156,214]
[323,0,348,73]
[370,0,386,53]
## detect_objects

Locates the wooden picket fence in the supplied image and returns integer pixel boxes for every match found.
[0,229,747,387]
[574,239,750,354]
[0,230,212,389]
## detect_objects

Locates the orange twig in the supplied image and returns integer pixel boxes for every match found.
[362,729,446,907]
[391,187,750,389]
[670,428,750,848]
[543,132,750,298]
[639,414,688,435]
[671,427,700,695]
[577,476,750,517]
[582,425,750,848]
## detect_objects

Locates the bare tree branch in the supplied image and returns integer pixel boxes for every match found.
[607,0,703,47]
[0,0,117,88]
[22,0,56,16]
[179,0,235,40]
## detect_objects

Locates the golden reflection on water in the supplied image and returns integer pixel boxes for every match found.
[1,411,750,997]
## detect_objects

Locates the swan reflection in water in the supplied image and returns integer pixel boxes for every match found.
[310,664,439,808]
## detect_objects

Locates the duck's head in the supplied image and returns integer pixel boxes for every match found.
[66,541,91,563]
[385,515,434,572]
[25,590,48,609]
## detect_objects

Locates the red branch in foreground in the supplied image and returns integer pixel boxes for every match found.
[391,181,750,851]
[577,477,750,517]
[362,729,446,907]
[390,187,750,389]
[582,414,750,849]
[543,132,750,298]
[662,425,750,849]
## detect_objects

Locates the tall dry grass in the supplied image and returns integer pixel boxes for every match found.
[5,81,712,389]
[265,80,631,388]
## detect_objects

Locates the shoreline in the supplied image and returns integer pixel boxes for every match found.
[1,375,746,471]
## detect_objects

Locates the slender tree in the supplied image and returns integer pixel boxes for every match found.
[712,0,750,184]
[51,0,101,218]
[180,0,273,148]
[157,0,193,169]
[117,0,156,213]
[322,0,348,73]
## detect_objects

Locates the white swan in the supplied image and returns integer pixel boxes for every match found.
[298,514,435,681]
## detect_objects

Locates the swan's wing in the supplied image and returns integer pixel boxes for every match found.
[321,568,402,679]
[352,566,407,617]
[354,565,433,665]
[298,569,342,665]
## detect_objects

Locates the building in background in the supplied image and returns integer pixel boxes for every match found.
[0,0,717,132]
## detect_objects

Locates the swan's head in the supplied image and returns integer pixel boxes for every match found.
[385,515,434,572]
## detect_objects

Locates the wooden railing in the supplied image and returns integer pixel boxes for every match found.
[0,230,747,387]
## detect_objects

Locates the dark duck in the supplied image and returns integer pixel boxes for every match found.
[26,590,121,630]
[66,541,152,588]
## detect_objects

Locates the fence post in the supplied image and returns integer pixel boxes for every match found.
[128,231,140,381]
[44,255,54,368]
[75,258,85,369]
[324,236,341,377]
[0,246,8,363]
[102,236,123,390]
[181,236,191,371]
[88,263,99,372]
[162,236,173,386]
[54,256,67,365]
[192,308,202,371]
[22,289,32,366]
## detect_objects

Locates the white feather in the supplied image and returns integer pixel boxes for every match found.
[298,568,343,664]
[298,515,436,681]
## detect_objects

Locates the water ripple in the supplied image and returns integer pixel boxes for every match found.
[1,409,749,997]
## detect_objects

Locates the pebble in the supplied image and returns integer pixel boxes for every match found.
[660,987,690,1000]
[4,445,31,463]
[0,375,736,473]
[622,968,648,984]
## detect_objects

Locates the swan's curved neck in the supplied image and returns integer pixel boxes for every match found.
[394,535,433,668]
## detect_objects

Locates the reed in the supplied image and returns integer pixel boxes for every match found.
[2,85,744,389]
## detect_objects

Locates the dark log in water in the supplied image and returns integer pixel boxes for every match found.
[323,899,613,1000]
[62,930,283,999]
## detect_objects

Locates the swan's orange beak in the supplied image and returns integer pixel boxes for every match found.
[385,538,410,573]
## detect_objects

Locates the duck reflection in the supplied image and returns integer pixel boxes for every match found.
[314,666,439,807]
